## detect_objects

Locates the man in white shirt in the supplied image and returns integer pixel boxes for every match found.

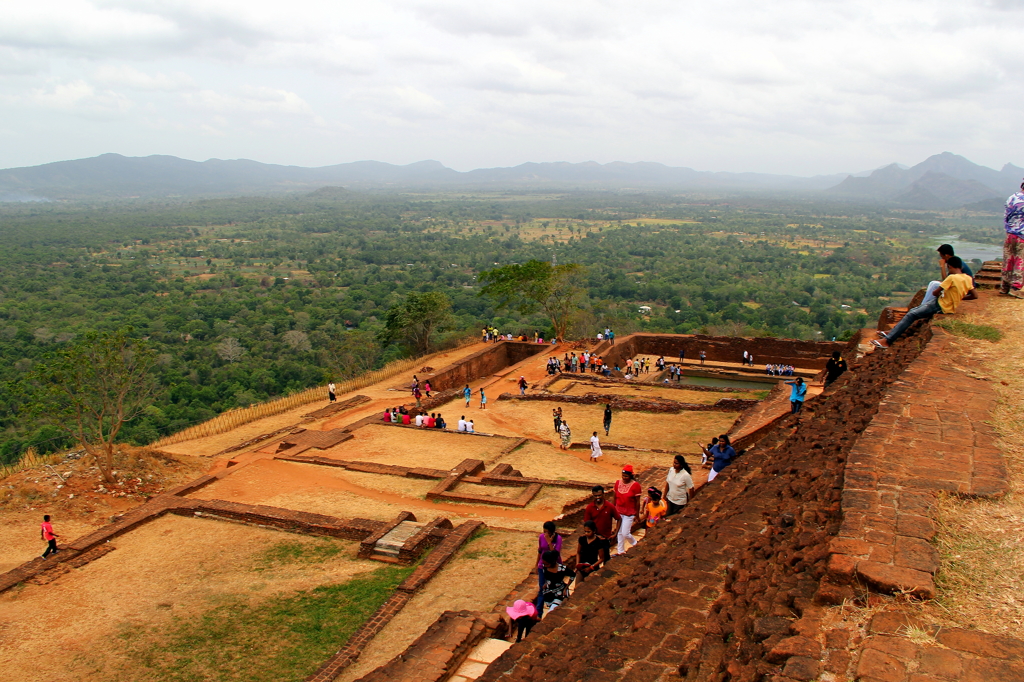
[415,414,424,427]
[457,416,467,432]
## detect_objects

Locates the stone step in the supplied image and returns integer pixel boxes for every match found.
[450,638,514,682]
[374,520,426,552]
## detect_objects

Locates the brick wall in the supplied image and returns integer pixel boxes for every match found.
[420,341,546,392]
[497,392,757,413]
[600,332,850,369]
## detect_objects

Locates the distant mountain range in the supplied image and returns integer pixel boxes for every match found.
[827,152,1023,209]
[0,151,1019,207]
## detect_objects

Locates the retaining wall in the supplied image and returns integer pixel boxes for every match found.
[600,332,849,369]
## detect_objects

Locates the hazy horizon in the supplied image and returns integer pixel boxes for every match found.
[2,1,1023,175]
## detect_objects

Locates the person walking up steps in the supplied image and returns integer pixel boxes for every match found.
[463,384,472,407]
[785,377,807,414]
[613,466,641,555]
[603,403,612,436]
[519,376,528,395]
[40,515,59,559]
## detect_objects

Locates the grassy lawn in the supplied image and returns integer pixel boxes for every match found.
[121,563,414,682]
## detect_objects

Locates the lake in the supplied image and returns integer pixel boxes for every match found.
[932,236,1003,262]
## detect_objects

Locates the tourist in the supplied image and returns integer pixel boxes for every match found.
[463,384,472,407]
[401,412,411,425]
[657,356,665,371]
[505,599,538,643]
[824,351,848,386]
[553,407,562,434]
[467,419,476,433]
[383,409,392,423]
[328,381,336,402]
[424,380,432,398]
[663,454,694,516]
[785,377,807,414]
[536,521,563,588]
[702,435,736,482]
[640,487,668,528]
[482,327,488,343]
[748,354,754,367]
[457,415,467,432]
[40,514,59,559]
[765,363,771,375]
[519,376,528,395]
[559,420,572,449]
[699,350,706,365]
[613,465,642,554]
[698,437,718,466]
[413,386,422,408]
[426,413,436,428]
[583,485,621,544]
[603,403,612,436]
[873,257,974,348]
[479,387,487,409]
[589,431,603,462]
[1001,180,1024,298]
[536,550,573,614]
[435,414,446,429]
[679,348,685,364]
[742,350,748,365]
[415,413,424,427]
[575,521,608,582]
[411,375,419,393]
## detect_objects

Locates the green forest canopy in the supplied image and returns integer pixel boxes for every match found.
[0,190,999,463]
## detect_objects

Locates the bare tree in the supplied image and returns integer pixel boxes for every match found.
[26,329,156,485]
[216,337,246,362]
[320,330,381,381]
[283,330,311,351]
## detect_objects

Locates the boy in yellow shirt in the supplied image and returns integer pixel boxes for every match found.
[872,257,973,349]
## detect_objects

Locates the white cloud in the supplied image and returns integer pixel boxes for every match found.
[1,0,1023,173]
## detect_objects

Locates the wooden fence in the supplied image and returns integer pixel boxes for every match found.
[0,447,65,482]
[150,338,478,448]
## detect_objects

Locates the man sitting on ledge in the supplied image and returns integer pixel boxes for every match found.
[872,256,974,350]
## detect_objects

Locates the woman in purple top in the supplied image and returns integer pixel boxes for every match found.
[537,520,562,587]
[1002,181,1024,298]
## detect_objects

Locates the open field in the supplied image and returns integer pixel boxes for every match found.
[0,515,382,682]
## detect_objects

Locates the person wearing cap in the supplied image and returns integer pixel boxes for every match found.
[583,485,621,543]
[505,599,538,643]
[518,376,528,395]
[613,466,642,554]
[873,256,974,349]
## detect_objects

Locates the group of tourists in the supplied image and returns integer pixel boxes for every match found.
[740,351,755,366]
[507,456,697,639]
[766,364,795,376]
[546,352,610,376]
[482,327,551,344]
[595,328,616,344]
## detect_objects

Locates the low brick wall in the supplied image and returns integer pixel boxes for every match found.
[599,332,850,370]
[306,520,486,682]
[497,391,757,413]
[417,341,546,393]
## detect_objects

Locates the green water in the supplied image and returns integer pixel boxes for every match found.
[679,375,779,390]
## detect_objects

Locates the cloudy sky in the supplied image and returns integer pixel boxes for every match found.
[1,0,1022,175]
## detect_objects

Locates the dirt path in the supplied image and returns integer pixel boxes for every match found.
[0,515,375,682]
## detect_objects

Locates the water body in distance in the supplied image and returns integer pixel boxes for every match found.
[932,236,1003,262]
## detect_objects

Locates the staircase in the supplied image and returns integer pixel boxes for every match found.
[975,260,1003,289]
[371,520,426,561]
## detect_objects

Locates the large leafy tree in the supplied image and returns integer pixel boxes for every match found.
[25,329,156,484]
[377,291,455,355]
[321,329,381,381]
[478,260,585,341]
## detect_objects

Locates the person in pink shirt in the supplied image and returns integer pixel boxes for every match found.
[41,514,59,559]
[613,466,642,554]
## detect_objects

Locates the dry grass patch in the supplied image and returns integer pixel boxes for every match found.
[922,300,1024,636]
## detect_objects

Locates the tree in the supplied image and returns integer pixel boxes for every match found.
[377,291,455,354]
[320,330,381,381]
[216,337,245,362]
[282,330,311,351]
[478,260,585,341]
[25,329,156,484]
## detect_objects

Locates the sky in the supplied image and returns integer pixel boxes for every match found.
[1,0,1022,175]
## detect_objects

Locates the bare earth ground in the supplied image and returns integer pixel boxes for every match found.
[550,378,765,403]
[336,530,537,682]
[0,510,105,573]
[0,515,376,682]
[306,424,513,468]
[189,459,572,530]
[918,300,1024,636]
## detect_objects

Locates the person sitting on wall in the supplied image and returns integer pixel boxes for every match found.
[435,414,446,429]
[457,415,467,432]
[824,351,848,386]
[873,257,974,349]
[937,244,977,295]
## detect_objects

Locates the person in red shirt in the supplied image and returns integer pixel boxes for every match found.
[583,485,621,544]
[613,465,642,554]
[426,413,436,428]
[40,514,59,559]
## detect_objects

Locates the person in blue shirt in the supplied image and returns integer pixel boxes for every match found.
[463,384,472,407]
[700,435,736,483]
[785,377,807,414]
